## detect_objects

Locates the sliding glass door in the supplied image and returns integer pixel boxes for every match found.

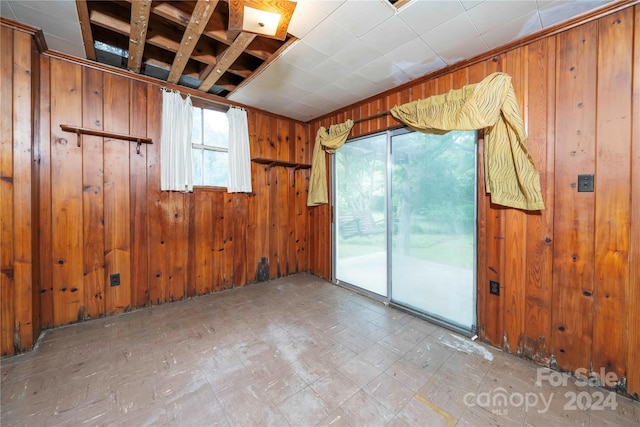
[333,129,477,332]
[390,130,476,330]
[334,134,387,297]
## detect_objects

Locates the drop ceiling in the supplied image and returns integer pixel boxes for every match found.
[0,0,612,122]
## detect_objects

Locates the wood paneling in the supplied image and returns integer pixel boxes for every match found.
[592,8,633,381]
[50,57,84,325]
[1,3,638,401]
[522,38,554,364]
[145,85,164,305]
[12,30,36,351]
[1,25,40,354]
[503,48,527,353]
[38,55,53,328]
[628,5,640,400]
[1,20,310,354]
[308,2,640,397]
[129,80,149,307]
[33,54,308,317]
[103,73,132,314]
[82,66,105,319]
[551,21,597,372]
[1,26,16,355]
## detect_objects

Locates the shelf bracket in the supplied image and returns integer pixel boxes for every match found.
[60,124,153,153]
[74,129,82,147]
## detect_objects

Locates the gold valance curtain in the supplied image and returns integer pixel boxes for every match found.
[390,72,544,210]
[307,120,354,206]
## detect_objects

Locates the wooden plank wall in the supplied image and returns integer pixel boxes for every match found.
[37,56,310,328]
[0,20,310,354]
[0,25,40,355]
[308,4,640,398]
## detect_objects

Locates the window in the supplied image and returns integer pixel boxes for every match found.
[191,106,229,187]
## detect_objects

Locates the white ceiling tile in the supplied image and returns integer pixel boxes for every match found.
[239,63,300,95]
[375,76,404,92]
[482,10,541,50]
[281,102,326,121]
[307,58,352,84]
[467,0,537,34]
[299,92,343,111]
[310,0,346,15]
[8,0,82,43]
[227,91,255,105]
[401,56,448,79]
[241,77,282,95]
[333,72,375,94]
[2,0,612,121]
[421,13,479,54]
[319,84,360,106]
[278,41,329,71]
[260,60,307,83]
[291,72,330,92]
[302,16,354,56]
[384,38,448,79]
[287,1,327,38]
[330,0,393,37]
[385,37,436,70]
[538,1,609,27]
[44,34,86,58]
[460,0,483,11]
[351,86,382,100]
[256,94,296,112]
[398,1,465,36]
[439,36,489,65]
[9,0,78,24]
[277,82,313,100]
[356,56,410,86]
[360,15,418,55]
[332,39,382,70]
[0,1,17,20]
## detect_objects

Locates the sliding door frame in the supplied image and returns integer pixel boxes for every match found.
[331,128,478,337]
[331,131,390,304]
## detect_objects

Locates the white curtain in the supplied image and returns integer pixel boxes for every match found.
[161,89,193,192]
[226,107,252,193]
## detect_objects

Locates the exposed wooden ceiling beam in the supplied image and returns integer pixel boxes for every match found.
[127,0,152,73]
[226,66,252,79]
[150,1,273,63]
[90,9,132,37]
[90,7,220,69]
[244,37,282,61]
[199,32,256,92]
[152,1,235,43]
[392,0,413,9]
[167,0,218,84]
[75,0,96,60]
[91,9,180,55]
[198,62,250,83]
[144,58,200,80]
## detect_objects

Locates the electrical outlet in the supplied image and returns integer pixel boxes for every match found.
[110,273,120,287]
[489,280,500,296]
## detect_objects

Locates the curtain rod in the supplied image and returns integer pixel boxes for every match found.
[353,111,390,124]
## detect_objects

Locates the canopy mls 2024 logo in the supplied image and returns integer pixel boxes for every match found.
[464,367,619,415]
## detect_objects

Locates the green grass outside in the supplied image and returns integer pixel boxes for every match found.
[337,229,474,270]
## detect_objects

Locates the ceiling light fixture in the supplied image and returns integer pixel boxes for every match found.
[228,0,297,41]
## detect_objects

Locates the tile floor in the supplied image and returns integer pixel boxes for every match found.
[1,273,639,426]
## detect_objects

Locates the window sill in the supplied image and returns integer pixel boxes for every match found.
[193,186,228,192]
